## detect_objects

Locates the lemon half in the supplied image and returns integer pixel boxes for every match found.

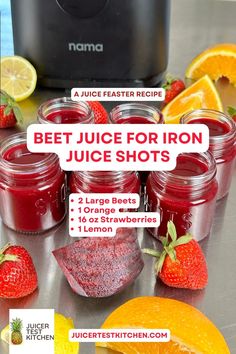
[1,56,37,101]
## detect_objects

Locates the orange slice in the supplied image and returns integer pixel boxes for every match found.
[185,43,236,85]
[162,75,223,124]
[96,297,230,354]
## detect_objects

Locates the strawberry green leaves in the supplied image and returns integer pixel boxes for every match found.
[143,220,193,273]
[0,244,19,265]
[0,90,23,124]
[142,221,208,290]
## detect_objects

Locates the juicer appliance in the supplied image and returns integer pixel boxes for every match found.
[10,0,170,88]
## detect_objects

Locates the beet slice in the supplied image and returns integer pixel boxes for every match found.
[53,228,144,298]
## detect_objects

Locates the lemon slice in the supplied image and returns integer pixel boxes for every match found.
[162,75,223,124]
[54,313,80,354]
[0,325,9,344]
[1,56,37,102]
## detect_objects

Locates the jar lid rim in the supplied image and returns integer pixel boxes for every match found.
[109,103,164,124]
[73,170,136,183]
[180,109,236,143]
[37,97,94,124]
[152,152,217,187]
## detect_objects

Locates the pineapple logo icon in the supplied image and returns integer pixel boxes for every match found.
[11,318,23,345]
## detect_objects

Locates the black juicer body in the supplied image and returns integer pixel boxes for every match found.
[11,0,170,88]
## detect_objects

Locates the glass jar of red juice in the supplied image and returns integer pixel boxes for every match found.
[146,152,218,241]
[0,133,67,233]
[38,97,94,186]
[180,109,236,200]
[38,97,94,124]
[109,103,164,183]
[70,171,141,195]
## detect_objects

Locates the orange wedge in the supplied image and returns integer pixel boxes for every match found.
[162,75,223,124]
[96,297,230,354]
[185,43,236,85]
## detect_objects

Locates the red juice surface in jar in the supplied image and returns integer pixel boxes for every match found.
[3,145,47,164]
[181,110,236,200]
[146,152,218,241]
[38,98,94,124]
[0,133,67,233]
[110,103,164,183]
[189,118,230,136]
[46,109,87,124]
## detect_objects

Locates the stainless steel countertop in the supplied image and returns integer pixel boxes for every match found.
[1,1,236,353]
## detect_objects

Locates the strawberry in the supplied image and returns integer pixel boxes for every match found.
[227,106,236,123]
[0,90,23,128]
[0,243,38,298]
[162,75,185,105]
[143,221,208,290]
[87,101,108,124]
